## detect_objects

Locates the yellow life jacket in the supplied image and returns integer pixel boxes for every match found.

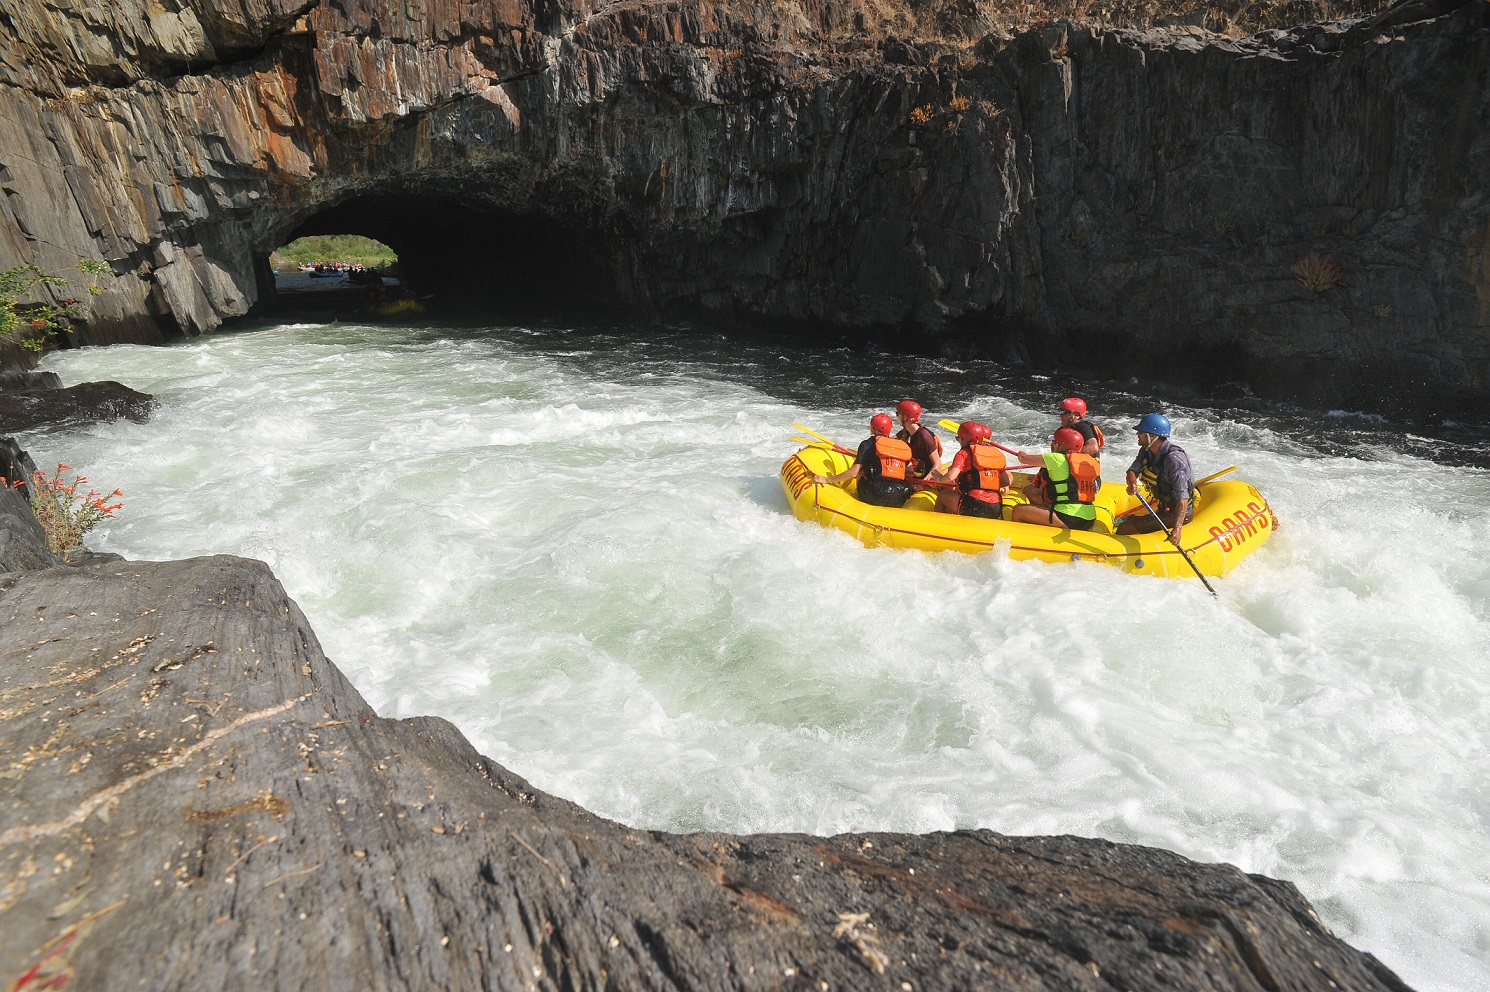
[1137,444,1195,509]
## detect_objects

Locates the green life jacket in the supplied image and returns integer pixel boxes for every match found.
[1041,452,1099,521]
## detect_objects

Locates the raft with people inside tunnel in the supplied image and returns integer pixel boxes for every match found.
[780,421,1278,580]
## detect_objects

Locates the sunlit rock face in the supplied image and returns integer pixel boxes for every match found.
[0,0,1485,414]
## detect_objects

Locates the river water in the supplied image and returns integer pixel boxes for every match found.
[20,318,1490,991]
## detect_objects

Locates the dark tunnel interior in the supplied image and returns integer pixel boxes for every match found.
[263,193,624,322]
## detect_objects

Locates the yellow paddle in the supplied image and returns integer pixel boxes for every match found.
[1196,465,1239,486]
[789,436,854,455]
[942,418,1238,484]
[792,423,837,447]
[936,418,1026,460]
[1114,466,1240,524]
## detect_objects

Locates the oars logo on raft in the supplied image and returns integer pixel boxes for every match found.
[1210,500,1274,553]
[783,459,813,499]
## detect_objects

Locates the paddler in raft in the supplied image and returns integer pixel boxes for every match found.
[893,399,942,481]
[1056,396,1105,457]
[1116,413,1195,544]
[934,421,1011,520]
[811,413,915,508]
[1008,427,1103,530]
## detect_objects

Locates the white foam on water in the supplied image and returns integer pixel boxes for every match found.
[23,322,1490,992]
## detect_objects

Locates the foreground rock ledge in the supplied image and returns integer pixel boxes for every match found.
[0,556,1411,991]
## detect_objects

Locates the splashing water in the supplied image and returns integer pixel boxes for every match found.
[21,319,1490,992]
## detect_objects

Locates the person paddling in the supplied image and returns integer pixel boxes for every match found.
[812,414,915,508]
[1057,397,1105,457]
[1116,413,1195,543]
[894,399,942,479]
[935,421,1011,519]
[1008,427,1102,530]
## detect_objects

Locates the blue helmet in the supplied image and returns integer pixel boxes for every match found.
[1134,413,1172,437]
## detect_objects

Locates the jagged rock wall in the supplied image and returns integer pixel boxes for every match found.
[0,0,1486,414]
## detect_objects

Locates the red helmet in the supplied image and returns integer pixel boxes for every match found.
[957,421,991,446]
[896,399,923,421]
[1052,427,1085,452]
[870,413,895,436]
[1058,397,1087,417]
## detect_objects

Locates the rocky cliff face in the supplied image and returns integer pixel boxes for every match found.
[0,0,1486,415]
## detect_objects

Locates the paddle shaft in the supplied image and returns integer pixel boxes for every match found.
[1134,490,1217,596]
[1112,464,1242,524]
[1196,464,1239,486]
[790,436,855,456]
[792,423,838,447]
[935,419,1037,460]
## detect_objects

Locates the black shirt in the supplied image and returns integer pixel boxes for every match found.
[854,437,884,482]
[895,425,940,478]
[1128,440,1193,507]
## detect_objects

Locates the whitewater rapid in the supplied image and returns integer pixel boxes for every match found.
[20,319,1490,991]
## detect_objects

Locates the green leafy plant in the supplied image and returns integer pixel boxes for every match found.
[1,260,108,352]
[3,463,123,555]
[1291,252,1344,292]
[78,258,110,293]
[1209,216,1237,242]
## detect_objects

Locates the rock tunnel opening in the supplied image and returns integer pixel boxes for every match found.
[262,193,622,322]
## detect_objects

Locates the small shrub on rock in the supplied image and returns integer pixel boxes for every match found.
[1291,252,1344,292]
[3,464,122,555]
[1,260,108,352]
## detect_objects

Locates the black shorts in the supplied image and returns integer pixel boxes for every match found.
[959,496,1003,519]
[1052,509,1096,531]
[858,479,912,508]
[1122,503,1194,532]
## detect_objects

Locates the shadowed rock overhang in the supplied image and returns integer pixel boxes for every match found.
[0,0,1486,416]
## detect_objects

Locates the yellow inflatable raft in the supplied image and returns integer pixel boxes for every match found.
[780,444,1277,580]
[367,297,425,317]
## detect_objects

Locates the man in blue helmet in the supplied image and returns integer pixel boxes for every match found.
[1116,413,1195,543]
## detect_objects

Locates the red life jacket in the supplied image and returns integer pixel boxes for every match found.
[958,444,1006,496]
[872,436,913,481]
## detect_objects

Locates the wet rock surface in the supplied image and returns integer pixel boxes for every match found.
[0,547,1415,991]
[0,438,56,572]
[0,381,155,436]
[0,0,1485,417]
